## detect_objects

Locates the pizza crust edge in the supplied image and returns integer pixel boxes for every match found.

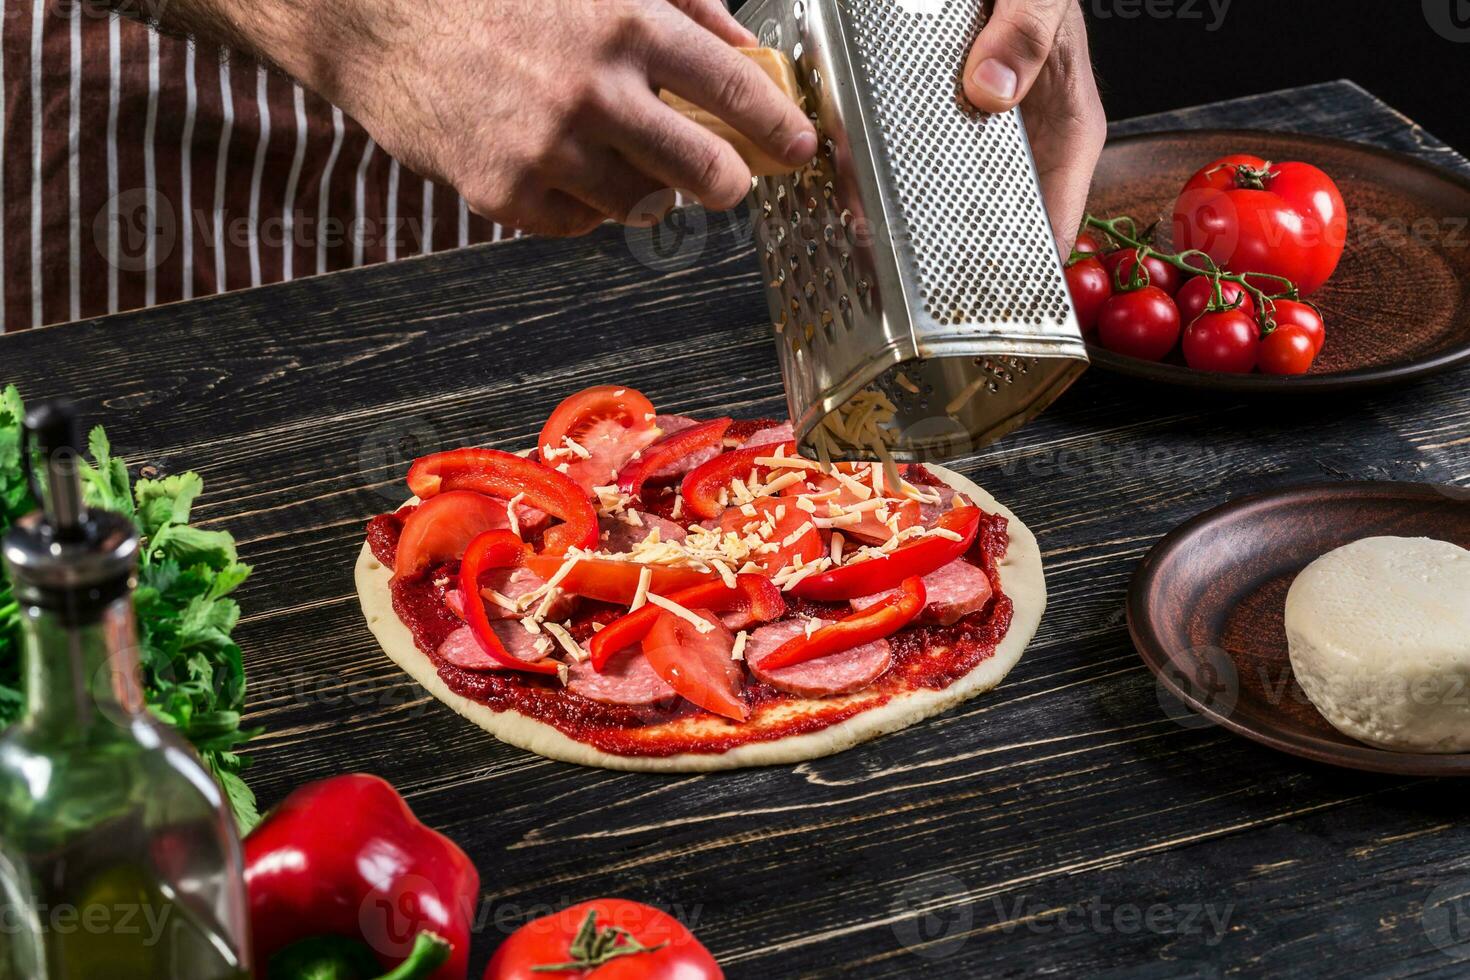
[353,464,1045,771]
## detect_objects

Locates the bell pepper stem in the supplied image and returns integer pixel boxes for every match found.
[374,932,452,980]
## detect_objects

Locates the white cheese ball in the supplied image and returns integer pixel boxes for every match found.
[1286,536,1470,753]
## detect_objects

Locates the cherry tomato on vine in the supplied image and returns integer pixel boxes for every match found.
[1182,309,1261,373]
[1172,154,1347,296]
[1176,276,1255,328]
[1269,299,1327,354]
[1066,257,1113,334]
[1257,324,1318,376]
[1096,286,1181,362]
[1103,248,1182,296]
[1074,232,1106,256]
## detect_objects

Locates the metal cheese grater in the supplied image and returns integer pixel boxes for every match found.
[736,0,1088,463]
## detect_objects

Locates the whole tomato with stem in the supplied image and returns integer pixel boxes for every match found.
[1175,276,1255,328]
[1172,154,1347,296]
[1065,256,1113,334]
[1103,247,1182,296]
[485,899,722,979]
[1096,285,1181,362]
[1182,308,1261,373]
[1258,324,1318,376]
[1269,298,1327,354]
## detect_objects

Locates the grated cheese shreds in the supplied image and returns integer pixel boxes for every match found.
[555,662,569,686]
[646,593,717,633]
[945,374,990,416]
[895,370,920,394]
[763,470,808,495]
[506,492,525,538]
[928,527,965,542]
[483,589,519,613]
[563,436,592,460]
[755,455,819,471]
[830,531,845,565]
[543,622,585,661]
[671,494,684,519]
[624,509,644,527]
[533,586,564,622]
[732,631,748,661]
[629,566,653,611]
[710,558,738,589]
[520,616,542,634]
[534,636,555,657]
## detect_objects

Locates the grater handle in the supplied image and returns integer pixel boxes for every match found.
[659,48,804,178]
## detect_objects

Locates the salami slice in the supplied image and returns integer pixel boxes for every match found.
[445,566,573,622]
[566,645,678,706]
[740,421,795,447]
[917,485,971,526]
[849,559,992,626]
[744,618,893,698]
[437,621,548,670]
[654,415,701,437]
[598,512,688,553]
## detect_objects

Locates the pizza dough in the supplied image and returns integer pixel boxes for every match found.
[1286,536,1470,753]
[354,464,1046,771]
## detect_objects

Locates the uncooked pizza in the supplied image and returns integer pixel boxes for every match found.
[355,385,1046,770]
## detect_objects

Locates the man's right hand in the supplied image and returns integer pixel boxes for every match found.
[189,0,817,235]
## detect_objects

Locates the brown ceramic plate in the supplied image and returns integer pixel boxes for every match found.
[1084,130,1470,392]
[1129,481,1470,775]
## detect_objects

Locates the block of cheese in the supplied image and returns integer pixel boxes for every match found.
[660,47,805,178]
[1285,535,1470,753]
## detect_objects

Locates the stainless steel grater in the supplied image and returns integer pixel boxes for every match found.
[736,0,1089,463]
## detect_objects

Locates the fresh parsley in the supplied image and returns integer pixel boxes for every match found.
[0,385,261,832]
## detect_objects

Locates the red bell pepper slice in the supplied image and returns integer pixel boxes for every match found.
[643,609,747,721]
[761,575,927,670]
[393,490,511,581]
[243,774,479,980]
[407,448,598,554]
[523,554,718,605]
[617,417,732,500]
[679,439,799,519]
[788,506,981,601]
[588,574,785,670]
[459,530,559,675]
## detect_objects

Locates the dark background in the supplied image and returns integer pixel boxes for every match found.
[733,0,1470,153]
[1087,0,1470,152]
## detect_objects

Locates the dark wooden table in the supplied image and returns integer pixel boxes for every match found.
[4,81,1469,978]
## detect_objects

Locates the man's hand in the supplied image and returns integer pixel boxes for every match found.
[962,0,1106,253]
[168,0,817,235]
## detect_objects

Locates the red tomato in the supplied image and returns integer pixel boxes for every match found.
[485,898,723,980]
[1270,299,1327,354]
[1172,154,1347,296]
[1103,248,1182,296]
[1073,231,1105,256]
[1065,257,1112,335]
[393,491,512,580]
[1182,309,1261,373]
[1095,286,1181,362]
[643,609,746,721]
[1258,324,1317,376]
[538,386,662,492]
[719,498,822,574]
[1175,276,1255,328]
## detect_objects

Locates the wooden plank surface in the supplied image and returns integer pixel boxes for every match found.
[3,80,1469,978]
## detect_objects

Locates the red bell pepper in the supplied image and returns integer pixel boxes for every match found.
[588,574,785,669]
[679,440,797,519]
[761,576,927,670]
[407,448,597,554]
[244,774,479,980]
[460,530,558,675]
[523,554,718,605]
[617,417,731,500]
[788,506,981,601]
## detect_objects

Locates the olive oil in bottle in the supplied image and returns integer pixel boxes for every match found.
[0,403,251,979]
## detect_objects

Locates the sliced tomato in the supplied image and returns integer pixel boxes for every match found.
[537,385,662,493]
[762,576,925,670]
[719,498,822,575]
[393,490,511,581]
[523,554,718,605]
[407,448,598,554]
[680,440,798,519]
[642,609,746,721]
[588,575,785,670]
[789,506,981,601]
[617,418,731,501]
